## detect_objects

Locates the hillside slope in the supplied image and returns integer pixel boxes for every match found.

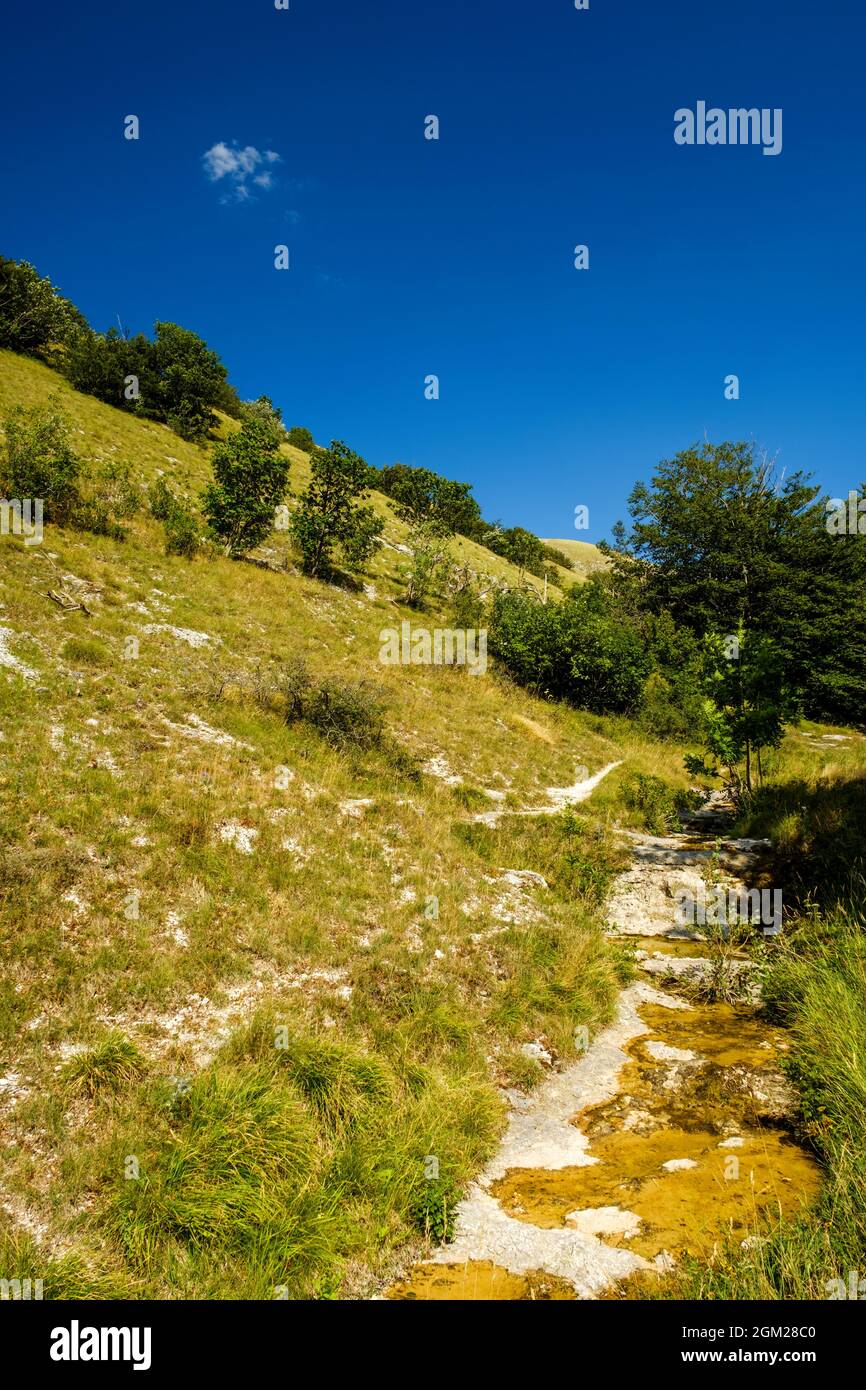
[0,352,653,1298]
[541,538,608,578]
[2,353,865,1299]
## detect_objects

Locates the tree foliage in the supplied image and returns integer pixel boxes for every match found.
[603,441,866,725]
[488,578,650,713]
[291,441,383,577]
[0,257,87,357]
[202,417,289,556]
[0,397,81,523]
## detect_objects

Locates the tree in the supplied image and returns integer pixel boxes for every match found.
[685,628,799,794]
[0,398,80,523]
[62,318,234,442]
[202,417,289,556]
[488,578,649,713]
[290,441,383,577]
[63,327,155,411]
[603,441,866,725]
[150,321,229,441]
[242,396,285,442]
[379,463,482,538]
[485,525,546,580]
[0,257,86,357]
[400,521,452,607]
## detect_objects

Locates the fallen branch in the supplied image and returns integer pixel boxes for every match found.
[44,589,91,616]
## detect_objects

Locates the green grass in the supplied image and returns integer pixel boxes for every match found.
[0,348,626,1299]
[62,1033,146,1098]
[3,347,864,1301]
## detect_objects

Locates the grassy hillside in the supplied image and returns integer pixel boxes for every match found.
[0,351,650,1298]
[541,537,608,579]
[3,352,864,1301]
[0,350,575,599]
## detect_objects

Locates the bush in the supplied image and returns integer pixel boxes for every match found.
[303,677,386,751]
[407,1173,462,1242]
[287,426,315,452]
[400,522,451,607]
[73,458,142,540]
[146,476,200,556]
[148,476,177,522]
[447,564,485,628]
[488,578,649,713]
[244,656,387,752]
[241,396,285,443]
[63,318,232,442]
[0,398,80,523]
[164,504,200,558]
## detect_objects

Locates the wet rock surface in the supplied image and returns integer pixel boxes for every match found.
[390,793,819,1301]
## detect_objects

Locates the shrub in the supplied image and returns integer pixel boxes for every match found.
[620,772,701,834]
[73,459,142,540]
[164,504,200,558]
[241,396,285,442]
[376,462,483,539]
[0,398,80,523]
[303,677,385,750]
[62,318,232,442]
[488,578,649,713]
[407,1173,462,1242]
[245,656,387,752]
[146,476,200,556]
[150,321,229,441]
[448,564,485,628]
[400,522,451,607]
[286,426,315,452]
[147,476,177,521]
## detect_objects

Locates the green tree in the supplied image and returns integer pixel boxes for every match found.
[202,417,290,556]
[379,464,482,538]
[603,441,866,725]
[685,628,799,793]
[485,525,546,580]
[0,398,80,523]
[401,521,452,607]
[0,257,86,357]
[150,322,229,441]
[290,440,383,577]
[63,327,155,411]
[488,578,649,713]
[242,396,285,442]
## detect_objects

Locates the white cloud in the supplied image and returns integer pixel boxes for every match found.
[202,142,281,202]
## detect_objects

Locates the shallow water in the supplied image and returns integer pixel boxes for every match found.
[491,998,820,1262]
[391,803,820,1300]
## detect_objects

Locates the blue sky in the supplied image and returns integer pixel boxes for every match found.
[2,0,864,541]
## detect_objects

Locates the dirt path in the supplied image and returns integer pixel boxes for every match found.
[391,791,820,1300]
